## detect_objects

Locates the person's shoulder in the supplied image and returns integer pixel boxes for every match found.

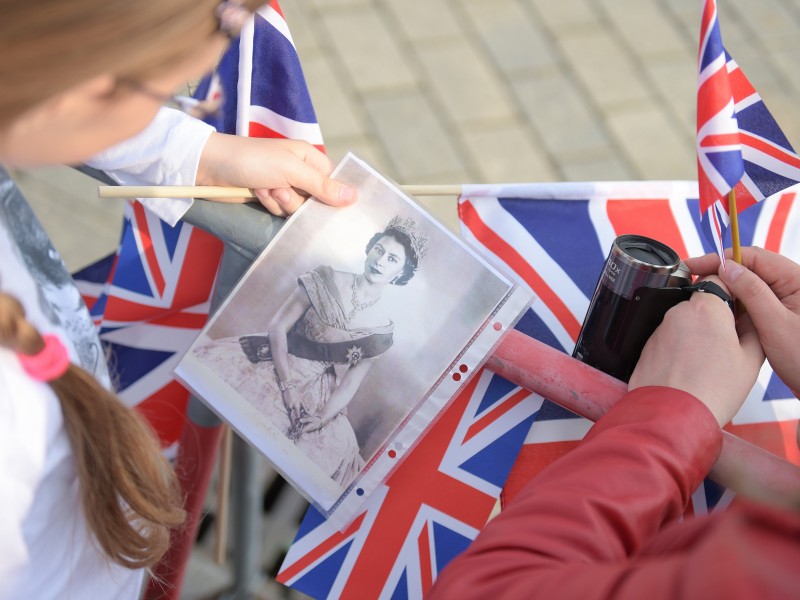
[312,266,352,288]
[306,265,340,277]
[300,266,349,298]
[300,265,329,283]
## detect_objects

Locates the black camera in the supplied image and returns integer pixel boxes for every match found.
[572,234,694,383]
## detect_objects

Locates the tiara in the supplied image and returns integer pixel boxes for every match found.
[385,215,429,263]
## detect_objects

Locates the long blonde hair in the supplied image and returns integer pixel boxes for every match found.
[0,292,185,568]
[0,0,260,128]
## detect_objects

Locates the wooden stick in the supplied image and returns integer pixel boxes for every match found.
[728,189,742,264]
[98,185,255,199]
[401,184,463,196]
[213,425,233,565]
[727,189,747,316]
[96,184,464,199]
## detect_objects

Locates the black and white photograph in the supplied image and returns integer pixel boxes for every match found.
[175,154,531,520]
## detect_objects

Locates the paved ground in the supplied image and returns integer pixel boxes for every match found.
[9,0,800,597]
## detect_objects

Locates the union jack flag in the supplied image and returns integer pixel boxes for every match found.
[277,368,541,599]
[697,0,800,259]
[73,202,222,450]
[73,1,322,450]
[458,181,800,512]
[198,2,324,147]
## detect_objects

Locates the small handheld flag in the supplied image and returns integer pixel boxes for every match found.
[697,0,800,263]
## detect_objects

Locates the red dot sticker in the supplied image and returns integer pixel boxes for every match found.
[493,322,503,331]
[459,364,468,373]
[452,373,461,381]
[388,449,397,459]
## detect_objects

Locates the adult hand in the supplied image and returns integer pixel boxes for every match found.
[196,134,357,216]
[685,247,800,398]
[628,276,764,426]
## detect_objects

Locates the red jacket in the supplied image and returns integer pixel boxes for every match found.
[428,387,800,599]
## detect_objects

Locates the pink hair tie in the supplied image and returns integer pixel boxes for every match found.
[17,333,71,382]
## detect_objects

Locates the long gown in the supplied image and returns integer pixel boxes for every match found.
[193,265,394,487]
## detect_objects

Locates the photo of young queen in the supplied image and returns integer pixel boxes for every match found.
[192,216,429,487]
[176,154,530,520]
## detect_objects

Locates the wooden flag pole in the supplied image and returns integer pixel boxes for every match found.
[402,184,463,196]
[97,184,464,199]
[727,188,747,316]
[213,425,233,565]
[98,185,255,199]
[728,188,742,264]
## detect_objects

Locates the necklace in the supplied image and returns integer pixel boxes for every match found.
[348,275,380,320]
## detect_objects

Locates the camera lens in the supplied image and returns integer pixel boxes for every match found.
[573,235,681,382]
[601,235,681,299]
[619,238,676,266]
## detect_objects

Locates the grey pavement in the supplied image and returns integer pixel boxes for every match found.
[9,0,800,598]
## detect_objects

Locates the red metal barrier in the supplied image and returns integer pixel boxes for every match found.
[488,329,800,503]
[144,420,224,600]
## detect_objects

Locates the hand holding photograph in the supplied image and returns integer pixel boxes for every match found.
[175,153,532,527]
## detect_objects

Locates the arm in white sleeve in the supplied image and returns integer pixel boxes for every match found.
[85,107,215,227]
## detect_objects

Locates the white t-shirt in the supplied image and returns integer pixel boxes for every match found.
[0,108,211,599]
[0,173,143,598]
[0,354,143,600]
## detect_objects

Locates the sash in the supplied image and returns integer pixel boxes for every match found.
[239,330,393,366]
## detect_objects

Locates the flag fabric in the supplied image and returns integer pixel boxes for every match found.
[697,0,800,259]
[73,204,222,449]
[73,1,323,451]
[458,181,800,512]
[697,0,744,258]
[727,54,800,213]
[196,2,324,148]
[277,368,541,599]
